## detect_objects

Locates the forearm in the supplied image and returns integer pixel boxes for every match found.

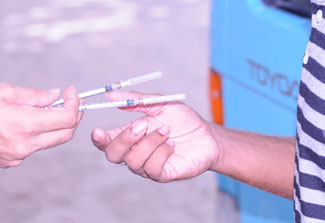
[209,123,296,199]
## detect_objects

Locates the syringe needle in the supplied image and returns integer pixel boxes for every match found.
[79,94,186,111]
[140,94,186,105]
[119,71,163,88]
[48,71,163,107]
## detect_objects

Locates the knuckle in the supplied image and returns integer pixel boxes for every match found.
[120,130,136,144]
[15,152,28,160]
[11,145,30,160]
[125,156,141,171]
[144,165,160,180]
[146,132,165,145]
[157,178,168,183]
[67,112,78,128]
[9,160,23,167]
[63,131,74,143]
[105,152,122,164]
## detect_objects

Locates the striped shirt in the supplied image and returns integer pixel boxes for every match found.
[294,1,325,222]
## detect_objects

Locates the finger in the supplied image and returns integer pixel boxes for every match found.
[80,98,86,105]
[106,91,163,116]
[77,98,85,124]
[62,86,79,111]
[0,83,61,107]
[59,86,80,129]
[91,121,132,152]
[91,117,145,152]
[104,119,148,164]
[31,128,76,152]
[91,128,110,152]
[29,110,83,152]
[13,86,80,134]
[107,91,160,101]
[124,126,170,173]
[143,140,175,182]
[0,158,23,168]
[77,107,84,124]
[0,163,10,168]
[12,106,78,134]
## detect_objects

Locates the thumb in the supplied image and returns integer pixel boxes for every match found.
[106,91,163,117]
[62,86,79,111]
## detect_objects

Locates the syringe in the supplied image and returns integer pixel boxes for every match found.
[49,71,163,107]
[78,94,186,111]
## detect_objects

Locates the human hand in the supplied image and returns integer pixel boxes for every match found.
[91,91,219,182]
[0,83,83,168]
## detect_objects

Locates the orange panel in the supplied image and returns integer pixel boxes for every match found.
[209,69,224,125]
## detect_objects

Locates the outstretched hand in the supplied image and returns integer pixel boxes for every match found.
[92,91,219,182]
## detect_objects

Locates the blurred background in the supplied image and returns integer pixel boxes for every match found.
[0,0,227,222]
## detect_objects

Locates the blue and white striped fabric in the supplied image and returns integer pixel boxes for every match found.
[294,1,325,222]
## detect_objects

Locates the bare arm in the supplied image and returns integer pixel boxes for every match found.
[209,124,296,199]
[92,91,296,199]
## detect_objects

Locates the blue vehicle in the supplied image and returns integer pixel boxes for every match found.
[209,0,311,222]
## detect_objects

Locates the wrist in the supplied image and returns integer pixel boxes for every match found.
[206,122,225,173]
[207,123,239,178]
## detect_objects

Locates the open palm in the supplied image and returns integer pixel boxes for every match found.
[92,91,219,182]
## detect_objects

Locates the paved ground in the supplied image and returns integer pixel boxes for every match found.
[0,1,238,222]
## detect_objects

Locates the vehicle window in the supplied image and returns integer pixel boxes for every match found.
[263,0,311,17]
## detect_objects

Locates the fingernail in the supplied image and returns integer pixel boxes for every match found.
[48,88,61,95]
[92,129,105,143]
[131,120,148,136]
[158,126,170,136]
[166,140,175,147]
[92,133,101,143]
